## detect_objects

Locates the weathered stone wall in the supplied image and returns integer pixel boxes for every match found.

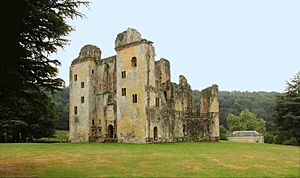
[146,74,196,142]
[200,84,220,139]
[155,58,171,87]
[94,56,117,141]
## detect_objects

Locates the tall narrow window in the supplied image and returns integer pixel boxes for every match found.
[155,97,160,107]
[154,127,158,141]
[92,70,94,74]
[92,120,94,126]
[74,106,77,114]
[122,88,126,96]
[131,57,137,67]
[74,74,77,81]
[81,82,84,88]
[81,96,84,103]
[121,71,126,78]
[164,91,167,100]
[132,94,137,103]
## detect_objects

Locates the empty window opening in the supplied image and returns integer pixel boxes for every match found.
[132,94,138,103]
[92,69,94,74]
[131,57,137,67]
[164,91,167,100]
[155,97,160,107]
[74,106,77,115]
[122,88,126,96]
[81,96,84,103]
[121,71,126,78]
[81,82,84,88]
[92,120,94,126]
[154,127,158,141]
[183,124,186,134]
[74,74,77,81]
[108,124,114,138]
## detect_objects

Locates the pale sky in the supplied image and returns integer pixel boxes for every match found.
[52,0,300,92]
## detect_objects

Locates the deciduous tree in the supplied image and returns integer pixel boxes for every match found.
[226,109,266,134]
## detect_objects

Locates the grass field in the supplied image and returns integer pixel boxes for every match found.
[0,141,299,177]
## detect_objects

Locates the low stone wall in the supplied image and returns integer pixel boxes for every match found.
[227,135,264,143]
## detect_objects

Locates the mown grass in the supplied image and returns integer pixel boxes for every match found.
[0,141,299,177]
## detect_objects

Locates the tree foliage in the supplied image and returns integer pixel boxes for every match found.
[0,0,88,142]
[273,71,300,145]
[226,109,266,134]
[52,87,69,130]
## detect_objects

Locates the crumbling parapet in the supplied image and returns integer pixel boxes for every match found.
[71,45,101,65]
[115,28,141,48]
[114,28,153,51]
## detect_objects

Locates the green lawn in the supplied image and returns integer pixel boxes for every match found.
[0,141,299,177]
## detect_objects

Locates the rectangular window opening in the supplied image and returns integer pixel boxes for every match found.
[156,97,160,107]
[164,91,167,100]
[122,88,126,96]
[121,71,126,78]
[81,82,84,88]
[74,106,77,115]
[81,96,84,103]
[131,57,137,67]
[133,94,138,103]
[74,74,77,81]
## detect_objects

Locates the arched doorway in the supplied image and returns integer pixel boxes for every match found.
[108,125,114,138]
[154,127,158,141]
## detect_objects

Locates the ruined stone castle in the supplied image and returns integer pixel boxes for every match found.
[69,28,219,143]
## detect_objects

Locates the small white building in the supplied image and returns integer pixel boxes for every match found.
[227,130,264,143]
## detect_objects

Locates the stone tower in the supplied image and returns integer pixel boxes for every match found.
[69,45,101,142]
[115,28,156,143]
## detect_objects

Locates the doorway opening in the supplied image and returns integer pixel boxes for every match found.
[154,127,158,141]
[108,124,114,138]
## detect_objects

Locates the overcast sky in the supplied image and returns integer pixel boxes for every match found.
[51,0,300,92]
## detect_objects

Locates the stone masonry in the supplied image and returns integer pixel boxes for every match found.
[69,28,219,143]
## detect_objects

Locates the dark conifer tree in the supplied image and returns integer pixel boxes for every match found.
[0,0,89,142]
